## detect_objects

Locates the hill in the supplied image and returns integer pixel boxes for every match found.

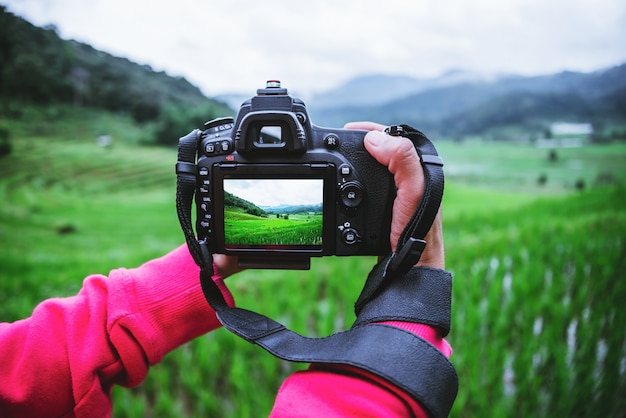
[309,70,496,108]
[309,64,626,141]
[224,191,267,217]
[2,5,625,145]
[0,6,232,145]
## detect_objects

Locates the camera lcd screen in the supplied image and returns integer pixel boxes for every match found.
[223,178,324,249]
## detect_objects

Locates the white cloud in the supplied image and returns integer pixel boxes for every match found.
[224,179,323,208]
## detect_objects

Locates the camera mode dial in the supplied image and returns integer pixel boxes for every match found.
[204,117,234,131]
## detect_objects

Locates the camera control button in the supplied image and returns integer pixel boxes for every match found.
[340,182,364,208]
[324,134,340,149]
[220,140,231,152]
[342,228,360,245]
[205,143,215,154]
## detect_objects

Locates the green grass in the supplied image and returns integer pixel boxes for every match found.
[1,106,625,417]
[224,208,323,246]
[436,139,626,193]
[444,185,626,417]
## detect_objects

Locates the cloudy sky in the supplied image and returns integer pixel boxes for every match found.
[224,179,323,208]
[4,0,626,97]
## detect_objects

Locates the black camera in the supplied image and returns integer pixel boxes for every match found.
[195,81,395,269]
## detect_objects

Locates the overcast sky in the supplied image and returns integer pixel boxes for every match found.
[4,0,626,97]
[224,179,323,208]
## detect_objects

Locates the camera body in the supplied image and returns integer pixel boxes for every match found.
[196,81,395,269]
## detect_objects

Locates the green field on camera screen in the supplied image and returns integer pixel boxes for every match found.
[224,207,323,246]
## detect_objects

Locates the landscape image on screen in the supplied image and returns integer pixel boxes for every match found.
[223,178,323,248]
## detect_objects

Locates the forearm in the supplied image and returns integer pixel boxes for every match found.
[0,244,231,417]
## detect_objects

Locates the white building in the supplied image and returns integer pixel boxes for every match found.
[537,122,594,148]
[550,123,594,138]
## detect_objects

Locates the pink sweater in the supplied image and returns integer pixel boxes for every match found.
[0,245,450,417]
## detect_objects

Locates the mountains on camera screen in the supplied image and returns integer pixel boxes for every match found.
[260,203,323,214]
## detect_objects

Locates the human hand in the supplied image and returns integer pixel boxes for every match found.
[213,254,242,278]
[344,122,445,269]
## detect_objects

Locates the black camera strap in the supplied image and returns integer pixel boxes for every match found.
[175,126,457,418]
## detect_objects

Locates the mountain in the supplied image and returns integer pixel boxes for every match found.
[307,64,626,139]
[0,6,232,145]
[260,204,323,214]
[308,70,498,109]
[4,6,624,143]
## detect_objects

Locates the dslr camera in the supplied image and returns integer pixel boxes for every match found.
[196,81,395,269]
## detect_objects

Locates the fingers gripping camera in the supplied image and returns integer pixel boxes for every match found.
[196,81,395,269]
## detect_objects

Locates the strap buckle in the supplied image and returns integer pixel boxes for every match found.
[175,161,197,175]
[388,237,427,275]
[384,125,406,137]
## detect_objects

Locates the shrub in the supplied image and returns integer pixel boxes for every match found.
[0,127,11,157]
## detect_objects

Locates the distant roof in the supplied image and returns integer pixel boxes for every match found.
[551,122,593,135]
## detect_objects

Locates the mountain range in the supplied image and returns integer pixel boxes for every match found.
[3,6,624,142]
[217,64,625,141]
[309,69,500,108]
[260,204,323,214]
[306,65,626,139]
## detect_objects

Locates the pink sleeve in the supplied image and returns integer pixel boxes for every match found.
[0,245,233,418]
[270,322,452,417]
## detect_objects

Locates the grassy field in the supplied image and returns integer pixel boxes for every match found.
[224,208,323,246]
[1,106,625,416]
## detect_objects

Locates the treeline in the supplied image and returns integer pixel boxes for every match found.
[266,205,323,215]
[0,7,233,145]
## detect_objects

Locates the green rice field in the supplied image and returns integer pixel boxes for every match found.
[224,208,323,246]
[1,106,625,417]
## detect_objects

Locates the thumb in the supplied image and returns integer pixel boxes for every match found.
[364,131,425,252]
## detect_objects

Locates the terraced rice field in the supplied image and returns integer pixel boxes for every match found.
[1,106,625,416]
